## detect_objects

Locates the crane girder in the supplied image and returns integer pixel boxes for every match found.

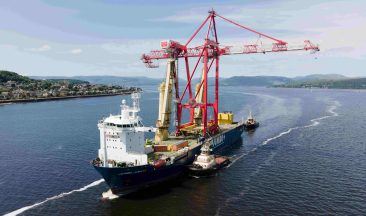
[141,9,319,137]
[141,41,319,66]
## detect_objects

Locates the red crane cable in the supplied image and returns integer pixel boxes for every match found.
[215,13,287,45]
[185,15,211,47]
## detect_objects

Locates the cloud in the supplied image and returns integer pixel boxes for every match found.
[1,1,365,78]
[70,48,82,54]
[27,44,51,52]
[154,0,366,60]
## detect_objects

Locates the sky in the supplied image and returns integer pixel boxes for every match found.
[0,0,365,78]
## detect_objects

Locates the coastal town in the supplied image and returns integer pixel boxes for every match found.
[0,70,140,103]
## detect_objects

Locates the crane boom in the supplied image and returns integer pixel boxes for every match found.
[142,39,318,66]
[142,10,319,140]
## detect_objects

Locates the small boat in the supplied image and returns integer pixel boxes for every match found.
[244,111,259,131]
[188,143,230,177]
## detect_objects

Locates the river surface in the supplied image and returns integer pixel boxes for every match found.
[0,87,365,215]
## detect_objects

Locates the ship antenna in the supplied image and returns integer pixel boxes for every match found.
[131,92,140,112]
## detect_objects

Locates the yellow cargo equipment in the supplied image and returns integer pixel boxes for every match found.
[218,112,234,125]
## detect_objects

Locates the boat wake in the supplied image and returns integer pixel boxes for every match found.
[226,101,340,169]
[102,189,120,200]
[304,102,339,128]
[226,153,247,168]
[260,101,339,146]
[4,179,104,216]
[216,101,340,215]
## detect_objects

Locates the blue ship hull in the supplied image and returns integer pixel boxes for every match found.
[93,123,245,195]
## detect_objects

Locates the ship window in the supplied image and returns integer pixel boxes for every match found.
[117,124,122,128]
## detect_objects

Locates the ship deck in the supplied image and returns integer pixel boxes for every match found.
[148,123,240,160]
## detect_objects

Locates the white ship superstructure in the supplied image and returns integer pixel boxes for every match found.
[97,93,154,167]
[192,144,216,169]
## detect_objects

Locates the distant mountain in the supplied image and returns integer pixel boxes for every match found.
[31,73,365,89]
[221,76,291,86]
[277,78,366,89]
[32,76,162,87]
[330,78,366,89]
[293,74,348,81]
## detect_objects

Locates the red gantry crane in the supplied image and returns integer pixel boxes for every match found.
[142,10,319,143]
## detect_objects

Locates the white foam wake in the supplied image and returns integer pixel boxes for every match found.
[226,153,247,168]
[262,126,300,145]
[4,179,104,216]
[102,189,120,200]
[262,101,339,146]
[227,101,340,168]
[304,103,339,128]
[216,102,340,215]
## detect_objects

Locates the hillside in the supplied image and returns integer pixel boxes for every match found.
[31,73,366,89]
[277,78,366,89]
[33,75,292,87]
[0,70,32,83]
[221,76,291,86]
[1,71,137,102]
[293,74,348,81]
[31,75,162,86]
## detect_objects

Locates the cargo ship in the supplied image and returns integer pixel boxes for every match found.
[92,93,245,196]
[92,10,317,197]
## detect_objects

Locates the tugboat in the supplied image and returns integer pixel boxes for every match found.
[188,142,231,177]
[244,111,259,131]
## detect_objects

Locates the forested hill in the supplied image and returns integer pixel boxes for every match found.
[275,78,366,89]
[0,70,32,83]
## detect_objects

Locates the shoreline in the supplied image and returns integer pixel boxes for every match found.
[0,92,135,105]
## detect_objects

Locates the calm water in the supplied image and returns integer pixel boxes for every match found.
[0,87,365,215]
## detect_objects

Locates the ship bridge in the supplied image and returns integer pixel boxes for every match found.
[97,93,154,168]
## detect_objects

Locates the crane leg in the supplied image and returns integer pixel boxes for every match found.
[155,59,175,143]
